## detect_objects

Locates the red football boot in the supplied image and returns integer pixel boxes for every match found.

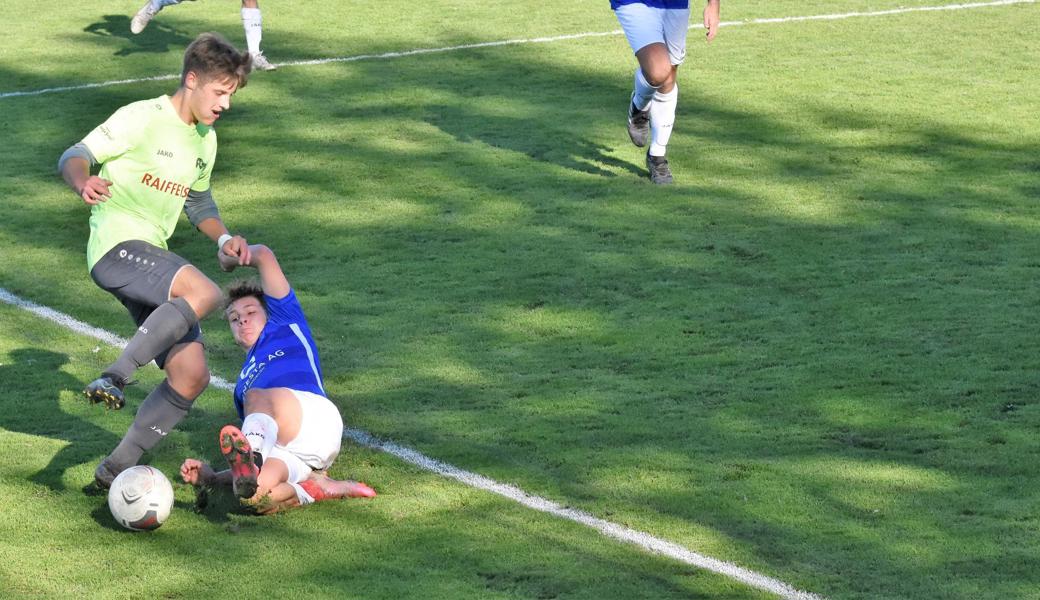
[219,425,260,499]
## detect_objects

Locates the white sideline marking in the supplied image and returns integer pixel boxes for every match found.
[0,286,823,600]
[0,0,1034,100]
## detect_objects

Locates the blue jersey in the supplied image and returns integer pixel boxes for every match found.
[611,0,689,9]
[233,289,326,420]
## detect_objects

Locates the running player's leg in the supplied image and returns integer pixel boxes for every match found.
[616,3,662,147]
[241,0,276,70]
[637,43,678,184]
[86,242,214,407]
[96,341,208,487]
[645,8,688,164]
[131,0,186,34]
[116,262,221,383]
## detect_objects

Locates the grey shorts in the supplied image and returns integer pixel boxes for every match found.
[90,240,203,369]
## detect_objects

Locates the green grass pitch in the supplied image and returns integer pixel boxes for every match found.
[1,1,1039,598]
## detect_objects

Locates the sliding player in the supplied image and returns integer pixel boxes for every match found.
[179,244,376,513]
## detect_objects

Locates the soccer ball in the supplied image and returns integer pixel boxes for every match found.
[107,465,174,531]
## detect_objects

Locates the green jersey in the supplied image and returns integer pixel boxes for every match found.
[81,95,217,270]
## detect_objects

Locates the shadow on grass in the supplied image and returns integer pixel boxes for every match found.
[0,349,120,492]
[83,14,196,57]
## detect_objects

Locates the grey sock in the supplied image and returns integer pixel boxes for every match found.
[107,380,194,469]
[107,297,197,383]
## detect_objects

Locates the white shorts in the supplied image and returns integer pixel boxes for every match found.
[614,3,691,66]
[268,390,343,484]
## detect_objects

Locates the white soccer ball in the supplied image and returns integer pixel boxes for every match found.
[107,465,174,531]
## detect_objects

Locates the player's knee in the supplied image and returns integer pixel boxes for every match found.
[174,269,223,316]
[643,64,673,88]
[171,366,209,399]
[199,278,223,311]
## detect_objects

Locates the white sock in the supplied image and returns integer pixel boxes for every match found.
[648,84,678,157]
[241,412,278,463]
[288,482,315,505]
[241,7,263,54]
[632,68,657,112]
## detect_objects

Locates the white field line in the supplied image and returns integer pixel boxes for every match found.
[0,285,823,600]
[0,0,1034,100]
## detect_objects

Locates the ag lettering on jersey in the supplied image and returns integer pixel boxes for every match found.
[240,355,259,381]
[238,349,287,392]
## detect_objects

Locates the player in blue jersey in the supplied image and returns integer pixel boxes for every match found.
[178,245,375,513]
[612,0,720,184]
[130,0,277,71]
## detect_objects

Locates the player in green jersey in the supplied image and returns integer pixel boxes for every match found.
[58,32,252,489]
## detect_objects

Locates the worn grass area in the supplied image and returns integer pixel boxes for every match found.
[2,1,1040,599]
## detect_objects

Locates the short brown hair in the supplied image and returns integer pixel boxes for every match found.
[225,279,266,316]
[181,32,251,88]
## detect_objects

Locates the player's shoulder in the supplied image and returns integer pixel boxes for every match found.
[110,96,167,125]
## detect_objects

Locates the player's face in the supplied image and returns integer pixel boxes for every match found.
[188,75,238,126]
[226,296,267,349]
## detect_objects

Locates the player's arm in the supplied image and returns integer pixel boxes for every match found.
[219,243,290,299]
[57,143,112,205]
[180,459,232,487]
[704,0,721,42]
[188,198,252,266]
[249,245,291,299]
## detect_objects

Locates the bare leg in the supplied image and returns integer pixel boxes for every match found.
[308,471,377,499]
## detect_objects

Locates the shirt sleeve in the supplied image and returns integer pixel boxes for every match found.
[81,104,147,164]
[264,288,308,327]
[183,188,221,226]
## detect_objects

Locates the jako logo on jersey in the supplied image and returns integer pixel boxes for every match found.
[140,173,190,198]
[156,149,174,158]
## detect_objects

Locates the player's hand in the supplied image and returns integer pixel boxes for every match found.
[704,0,720,42]
[79,176,113,205]
[219,235,252,267]
[217,249,239,272]
[180,458,215,486]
